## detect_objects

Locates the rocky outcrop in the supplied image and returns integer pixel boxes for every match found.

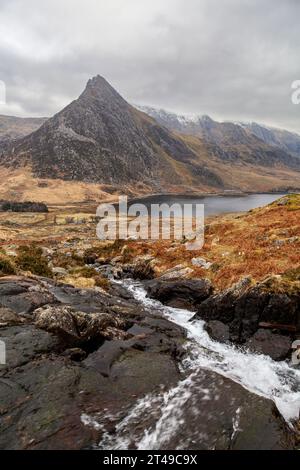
[146,278,213,309]
[204,320,230,343]
[195,276,299,350]
[0,273,297,449]
[34,305,129,344]
[0,274,185,449]
[0,276,56,314]
[146,274,299,361]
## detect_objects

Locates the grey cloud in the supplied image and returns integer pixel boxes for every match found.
[0,0,299,132]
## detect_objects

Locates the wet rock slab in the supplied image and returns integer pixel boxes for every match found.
[95,368,295,450]
[156,370,295,450]
[245,329,292,361]
[0,275,184,449]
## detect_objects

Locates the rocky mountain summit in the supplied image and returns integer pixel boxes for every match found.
[1,76,206,189]
[1,76,300,196]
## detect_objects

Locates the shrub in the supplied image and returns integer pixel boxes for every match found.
[76,266,98,278]
[15,245,52,277]
[283,267,300,282]
[94,275,110,290]
[52,252,84,269]
[83,240,125,263]
[0,256,16,275]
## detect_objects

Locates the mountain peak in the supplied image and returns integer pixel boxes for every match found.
[86,74,109,89]
[80,74,121,103]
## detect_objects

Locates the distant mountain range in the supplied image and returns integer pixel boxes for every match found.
[0,115,47,146]
[136,105,300,164]
[0,76,299,201]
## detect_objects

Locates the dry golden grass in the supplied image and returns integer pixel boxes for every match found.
[124,194,300,289]
[0,194,298,291]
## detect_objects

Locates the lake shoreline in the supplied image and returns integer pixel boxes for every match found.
[127,190,291,204]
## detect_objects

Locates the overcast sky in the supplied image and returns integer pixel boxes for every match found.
[0,0,299,132]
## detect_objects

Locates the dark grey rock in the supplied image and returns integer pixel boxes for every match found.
[146,278,213,309]
[205,320,230,343]
[195,276,300,346]
[0,325,61,371]
[245,329,292,361]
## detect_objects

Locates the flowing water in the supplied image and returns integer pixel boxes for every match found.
[91,280,300,450]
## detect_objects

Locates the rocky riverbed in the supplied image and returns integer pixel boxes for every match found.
[0,271,299,450]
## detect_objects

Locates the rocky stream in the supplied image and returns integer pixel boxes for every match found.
[0,266,299,450]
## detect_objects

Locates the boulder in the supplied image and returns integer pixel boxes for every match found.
[146,278,213,309]
[131,257,154,280]
[34,305,129,344]
[195,277,253,325]
[0,307,25,326]
[195,276,300,346]
[160,264,194,280]
[245,329,292,361]
[191,257,212,269]
[205,320,230,343]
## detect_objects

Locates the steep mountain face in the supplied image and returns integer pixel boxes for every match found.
[2,76,215,189]
[239,122,300,158]
[0,115,47,147]
[1,77,300,199]
[136,105,300,169]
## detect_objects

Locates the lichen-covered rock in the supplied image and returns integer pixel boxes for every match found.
[34,305,129,343]
[159,264,194,280]
[0,308,25,326]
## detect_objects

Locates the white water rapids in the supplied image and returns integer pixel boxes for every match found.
[84,280,300,450]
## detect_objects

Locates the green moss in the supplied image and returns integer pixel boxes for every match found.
[272,194,300,211]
